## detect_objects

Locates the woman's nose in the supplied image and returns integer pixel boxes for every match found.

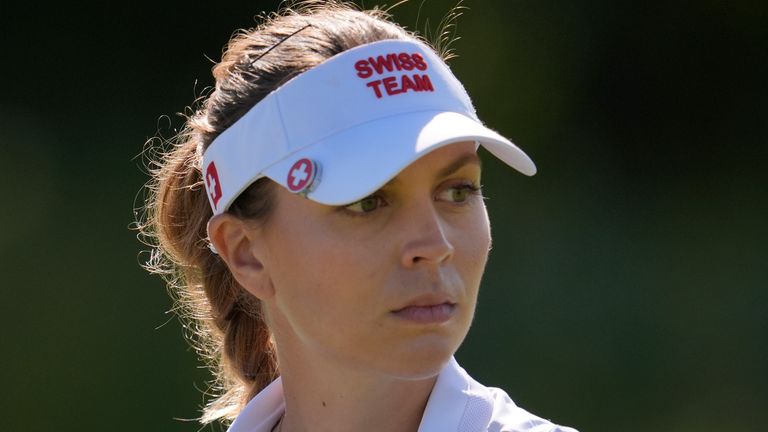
[400,204,455,268]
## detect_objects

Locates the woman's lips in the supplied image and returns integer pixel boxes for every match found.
[391,302,456,324]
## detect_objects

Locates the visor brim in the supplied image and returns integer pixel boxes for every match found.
[263,110,536,205]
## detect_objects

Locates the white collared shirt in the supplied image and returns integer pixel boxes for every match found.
[226,358,578,432]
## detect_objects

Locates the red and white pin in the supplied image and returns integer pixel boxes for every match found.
[286,158,320,196]
[205,161,223,210]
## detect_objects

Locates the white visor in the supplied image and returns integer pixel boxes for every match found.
[202,39,536,214]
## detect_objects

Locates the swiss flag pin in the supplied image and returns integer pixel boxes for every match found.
[286,158,320,196]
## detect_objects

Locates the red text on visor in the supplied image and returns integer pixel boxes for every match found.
[355,52,434,99]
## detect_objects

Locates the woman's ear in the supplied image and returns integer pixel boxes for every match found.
[207,214,275,299]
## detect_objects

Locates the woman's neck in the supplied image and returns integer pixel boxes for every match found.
[277,356,439,432]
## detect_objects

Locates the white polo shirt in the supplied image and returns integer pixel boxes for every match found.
[226,357,578,432]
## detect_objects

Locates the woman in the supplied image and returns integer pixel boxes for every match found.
[140,2,578,431]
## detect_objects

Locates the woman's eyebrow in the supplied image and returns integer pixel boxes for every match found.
[382,152,482,189]
[436,153,482,179]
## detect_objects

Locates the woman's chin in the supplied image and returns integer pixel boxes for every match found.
[378,341,459,380]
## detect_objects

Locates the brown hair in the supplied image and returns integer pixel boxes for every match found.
[137,0,462,425]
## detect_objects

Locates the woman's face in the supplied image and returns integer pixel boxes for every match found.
[258,141,491,379]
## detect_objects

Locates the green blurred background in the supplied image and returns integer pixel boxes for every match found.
[2,1,766,431]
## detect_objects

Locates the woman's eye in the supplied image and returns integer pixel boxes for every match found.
[439,184,481,203]
[344,195,385,214]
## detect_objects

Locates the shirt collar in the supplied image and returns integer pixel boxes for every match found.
[418,357,494,431]
[227,377,285,432]
[226,357,494,432]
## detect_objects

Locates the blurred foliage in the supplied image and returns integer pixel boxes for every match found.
[1,1,766,431]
